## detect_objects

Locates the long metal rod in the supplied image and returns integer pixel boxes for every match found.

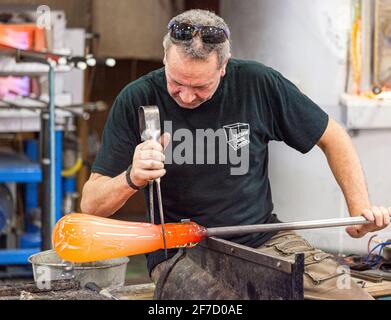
[0,44,65,64]
[12,93,90,120]
[40,111,51,250]
[49,65,56,240]
[206,216,371,238]
[156,178,167,259]
[149,181,154,224]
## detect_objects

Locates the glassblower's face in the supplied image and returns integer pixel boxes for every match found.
[164,45,226,109]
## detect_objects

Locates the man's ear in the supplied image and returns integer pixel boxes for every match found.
[163,54,167,65]
[221,68,226,77]
[220,60,229,77]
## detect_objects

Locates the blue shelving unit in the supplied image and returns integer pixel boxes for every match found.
[0,149,42,183]
[0,131,63,265]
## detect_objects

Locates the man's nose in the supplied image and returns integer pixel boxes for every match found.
[179,89,196,104]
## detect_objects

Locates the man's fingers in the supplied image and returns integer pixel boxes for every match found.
[362,208,375,222]
[372,206,384,228]
[131,137,169,186]
[135,134,170,159]
[160,132,171,151]
[138,160,164,170]
[347,206,391,239]
[139,140,163,152]
[139,150,165,162]
[380,206,390,226]
[137,169,166,181]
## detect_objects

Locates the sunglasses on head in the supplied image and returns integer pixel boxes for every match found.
[167,21,230,44]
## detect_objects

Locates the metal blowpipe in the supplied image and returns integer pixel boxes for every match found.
[52,214,374,263]
[205,216,371,237]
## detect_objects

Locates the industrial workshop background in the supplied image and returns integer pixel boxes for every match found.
[0,0,217,285]
[0,0,390,299]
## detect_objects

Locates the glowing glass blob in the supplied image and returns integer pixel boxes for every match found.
[52,213,207,263]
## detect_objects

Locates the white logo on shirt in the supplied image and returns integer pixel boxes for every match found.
[223,123,250,151]
[163,121,250,175]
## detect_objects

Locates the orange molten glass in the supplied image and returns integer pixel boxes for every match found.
[52,213,207,262]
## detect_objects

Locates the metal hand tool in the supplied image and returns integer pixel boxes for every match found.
[139,106,168,259]
[206,216,373,237]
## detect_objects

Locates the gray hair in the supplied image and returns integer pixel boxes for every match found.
[163,9,231,69]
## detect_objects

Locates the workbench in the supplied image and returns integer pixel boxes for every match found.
[1,279,391,300]
[0,279,156,300]
[351,277,391,300]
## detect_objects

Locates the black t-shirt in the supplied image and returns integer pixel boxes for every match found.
[91,59,329,275]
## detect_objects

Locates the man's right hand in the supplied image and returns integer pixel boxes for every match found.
[129,133,171,188]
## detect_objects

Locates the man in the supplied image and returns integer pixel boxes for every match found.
[81,9,390,299]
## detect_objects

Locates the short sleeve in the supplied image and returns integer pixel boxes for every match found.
[265,70,329,153]
[91,93,140,177]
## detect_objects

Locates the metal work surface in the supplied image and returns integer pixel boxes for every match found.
[154,237,304,300]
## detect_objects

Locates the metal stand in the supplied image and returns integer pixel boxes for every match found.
[0,40,100,266]
[48,64,56,249]
[39,63,57,251]
[40,110,50,250]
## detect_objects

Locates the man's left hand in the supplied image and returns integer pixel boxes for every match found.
[346,206,391,238]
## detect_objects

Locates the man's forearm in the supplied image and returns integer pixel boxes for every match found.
[319,120,371,216]
[80,171,137,217]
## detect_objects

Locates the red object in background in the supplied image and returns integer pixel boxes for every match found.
[0,23,46,51]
